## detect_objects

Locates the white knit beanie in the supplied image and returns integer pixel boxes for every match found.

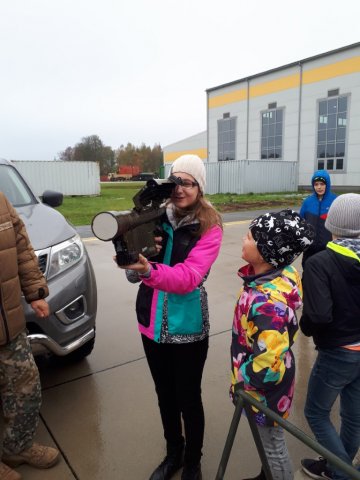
[325,193,360,238]
[169,154,206,193]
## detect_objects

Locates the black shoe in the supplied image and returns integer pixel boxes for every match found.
[149,449,184,480]
[181,463,202,480]
[301,457,333,479]
[241,469,266,480]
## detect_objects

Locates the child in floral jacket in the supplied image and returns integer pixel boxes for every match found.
[230,209,314,480]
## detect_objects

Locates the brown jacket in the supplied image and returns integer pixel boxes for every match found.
[0,192,49,345]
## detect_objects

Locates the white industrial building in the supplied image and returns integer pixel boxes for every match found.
[163,131,207,163]
[164,42,360,191]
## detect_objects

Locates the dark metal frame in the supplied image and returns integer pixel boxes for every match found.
[215,383,360,480]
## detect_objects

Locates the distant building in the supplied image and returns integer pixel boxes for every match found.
[165,42,360,190]
[163,131,207,164]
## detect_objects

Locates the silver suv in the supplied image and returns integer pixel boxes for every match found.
[0,159,97,361]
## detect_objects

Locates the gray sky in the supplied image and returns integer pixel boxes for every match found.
[1,0,359,160]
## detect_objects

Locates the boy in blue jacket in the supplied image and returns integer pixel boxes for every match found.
[300,170,336,268]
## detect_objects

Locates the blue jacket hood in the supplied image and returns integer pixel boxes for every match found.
[311,169,331,196]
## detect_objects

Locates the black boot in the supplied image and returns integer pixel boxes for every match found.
[149,445,184,480]
[241,469,266,480]
[181,463,202,480]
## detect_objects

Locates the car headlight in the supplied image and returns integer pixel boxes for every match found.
[47,234,84,280]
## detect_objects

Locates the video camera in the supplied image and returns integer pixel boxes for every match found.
[91,178,176,266]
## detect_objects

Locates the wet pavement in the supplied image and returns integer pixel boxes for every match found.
[17,218,330,479]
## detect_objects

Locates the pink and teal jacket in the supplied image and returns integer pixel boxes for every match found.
[131,214,222,344]
[230,263,303,426]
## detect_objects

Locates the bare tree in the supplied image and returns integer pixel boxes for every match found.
[59,137,163,176]
[59,135,115,175]
[115,142,163,174]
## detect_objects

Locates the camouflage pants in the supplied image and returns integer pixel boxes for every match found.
[0,331,42,455]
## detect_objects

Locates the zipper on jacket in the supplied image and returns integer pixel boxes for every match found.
[0,291,10,344]
[315,198,322,248]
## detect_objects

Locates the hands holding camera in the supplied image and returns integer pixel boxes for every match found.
[116,236,163,275]
[122,254,151,275]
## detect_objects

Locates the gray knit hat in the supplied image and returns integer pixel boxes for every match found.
[169,154,206,193]
[325,193,360,238]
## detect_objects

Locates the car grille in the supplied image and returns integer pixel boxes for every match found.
[37,253,48,274]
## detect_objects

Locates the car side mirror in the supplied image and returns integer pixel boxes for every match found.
[42,190,63,207]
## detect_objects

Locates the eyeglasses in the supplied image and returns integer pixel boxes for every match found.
[169,175,199,190]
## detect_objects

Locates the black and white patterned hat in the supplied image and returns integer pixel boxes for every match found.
[249,209,315,268]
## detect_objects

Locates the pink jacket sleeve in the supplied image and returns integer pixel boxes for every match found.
[141,225,223,294]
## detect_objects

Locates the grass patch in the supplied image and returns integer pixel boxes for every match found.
[209,192,304,204]
[56,183,144,225]
[56,183,307,226]
[210,192,305,213]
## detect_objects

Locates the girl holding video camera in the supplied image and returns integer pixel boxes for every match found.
[124,154,223,480]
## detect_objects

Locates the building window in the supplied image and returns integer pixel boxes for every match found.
[261,109,283,159]
[316,95,347,171]
[218,117,236,161]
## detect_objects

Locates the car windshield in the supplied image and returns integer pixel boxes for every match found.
[0,164,36,206]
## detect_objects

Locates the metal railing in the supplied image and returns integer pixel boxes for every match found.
[216,383,360,480]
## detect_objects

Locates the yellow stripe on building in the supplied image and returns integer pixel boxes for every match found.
[208,55,360,109]
[208,75,299,109]
[303,56,360,84]
[249,73,300,97]
[208,89,247,108]
[164,149,208,164]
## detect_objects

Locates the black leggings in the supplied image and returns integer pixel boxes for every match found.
[141,335,209,465]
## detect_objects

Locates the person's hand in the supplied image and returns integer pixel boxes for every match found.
[120,254,151,275]
[30,299,49,318]
[154,236,163,253]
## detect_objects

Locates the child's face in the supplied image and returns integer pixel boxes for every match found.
[242,230,265,266]
[313,181,326,197]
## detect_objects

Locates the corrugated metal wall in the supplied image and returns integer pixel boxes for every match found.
[13,161,100,196]
[165,160,297,195]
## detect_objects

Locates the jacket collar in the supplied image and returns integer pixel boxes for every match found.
[166,203,199,230]
[237,263,282,285]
